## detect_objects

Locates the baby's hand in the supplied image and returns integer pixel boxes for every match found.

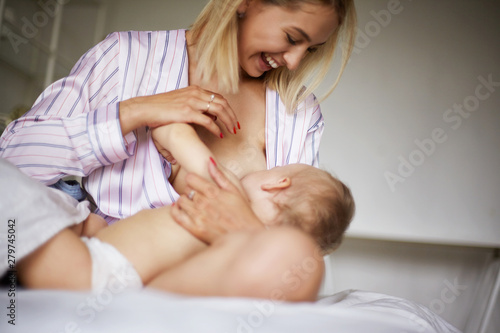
[151,126,177,164]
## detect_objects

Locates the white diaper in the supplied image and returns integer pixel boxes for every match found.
[81,237,143,294]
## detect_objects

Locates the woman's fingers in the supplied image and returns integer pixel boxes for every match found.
[171,195,221,244]
[183,172,221,199]
[172,162,264,244]
[170,200,207,242]
[202,94,239,135]
[181,86,238,136]
[126,85,239,138]
[186,112,224,138]
[189,87,238,135]
[206,160,248,197]
[183,161,247,200]
[207,160,237,192]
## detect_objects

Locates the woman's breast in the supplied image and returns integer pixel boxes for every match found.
[195,78,268,178]
[196,122,267,179]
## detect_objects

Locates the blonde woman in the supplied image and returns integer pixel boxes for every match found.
[0,0,356,225]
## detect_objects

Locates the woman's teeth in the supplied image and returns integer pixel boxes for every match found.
[264,53,278,69]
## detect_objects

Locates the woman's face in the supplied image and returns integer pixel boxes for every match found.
[237,0,339,77]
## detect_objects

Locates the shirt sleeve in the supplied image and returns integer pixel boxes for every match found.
[300,93,324,167]
[0,32,136,184]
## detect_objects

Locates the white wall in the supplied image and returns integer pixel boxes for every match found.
[103,0,204,33]
[319,0,500,247]
[322,238,496,331]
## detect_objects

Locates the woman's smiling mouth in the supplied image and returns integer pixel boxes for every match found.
[262,53,278,69]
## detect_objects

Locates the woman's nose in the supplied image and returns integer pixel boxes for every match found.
[283,48,306,71]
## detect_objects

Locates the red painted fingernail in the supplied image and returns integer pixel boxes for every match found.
[233,126,237,134]
[210,157,217,166]
[237,122,241,130]
[220,133,224,139]
[172,202,176,207]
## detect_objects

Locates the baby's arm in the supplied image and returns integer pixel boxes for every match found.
[152,123,215,192]
[152,123,246,195]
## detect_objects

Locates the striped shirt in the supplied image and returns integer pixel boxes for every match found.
[0,30,324,224]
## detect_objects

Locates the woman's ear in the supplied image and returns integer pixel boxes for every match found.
[237,0,252,17]
[261,177,291,191]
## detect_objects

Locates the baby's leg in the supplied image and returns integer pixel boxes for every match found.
[95,206,206,285]
[147,227,325,302]
[18,206,206,291]
[17,228,91,290]
[18,213,106,290]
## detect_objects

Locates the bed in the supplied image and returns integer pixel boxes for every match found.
[0,288,460,332]
[0,158,460,332]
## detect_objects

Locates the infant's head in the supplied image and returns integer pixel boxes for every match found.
[275,165,355,254]
[241,164,355,254]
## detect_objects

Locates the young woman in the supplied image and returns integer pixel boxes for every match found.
[0,0,356,226]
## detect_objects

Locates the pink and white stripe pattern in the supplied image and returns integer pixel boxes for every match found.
[0,30,324,224]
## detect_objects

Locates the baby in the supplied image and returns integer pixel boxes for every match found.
[152,122,355,254]
[14,123,355,297]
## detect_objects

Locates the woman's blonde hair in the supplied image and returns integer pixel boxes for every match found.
[190,0,357,111]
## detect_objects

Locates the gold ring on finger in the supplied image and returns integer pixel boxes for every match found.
[210,94,215,102]
[206,102,211,112]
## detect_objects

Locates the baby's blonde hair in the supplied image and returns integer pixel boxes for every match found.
[274,167,355,254]
[189,0,357,111]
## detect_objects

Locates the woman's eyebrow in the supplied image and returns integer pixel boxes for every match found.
[292,27,311,42]
[291,27,327,46]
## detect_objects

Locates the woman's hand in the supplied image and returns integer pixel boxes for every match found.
[119,85,238,138]
[171,160,265,244]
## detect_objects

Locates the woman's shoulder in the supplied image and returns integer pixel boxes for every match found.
[103,29,186,43]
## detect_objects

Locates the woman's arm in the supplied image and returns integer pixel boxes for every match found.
[0,31,238,184]
[0,33,129,183]
[119,85,238,138]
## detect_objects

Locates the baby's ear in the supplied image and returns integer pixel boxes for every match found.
[261,177,291,191]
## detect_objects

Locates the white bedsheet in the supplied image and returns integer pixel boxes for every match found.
[0,288,460,332]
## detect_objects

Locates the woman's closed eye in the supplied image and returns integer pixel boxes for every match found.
[287,33,319,53]
[286,33,297,45]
